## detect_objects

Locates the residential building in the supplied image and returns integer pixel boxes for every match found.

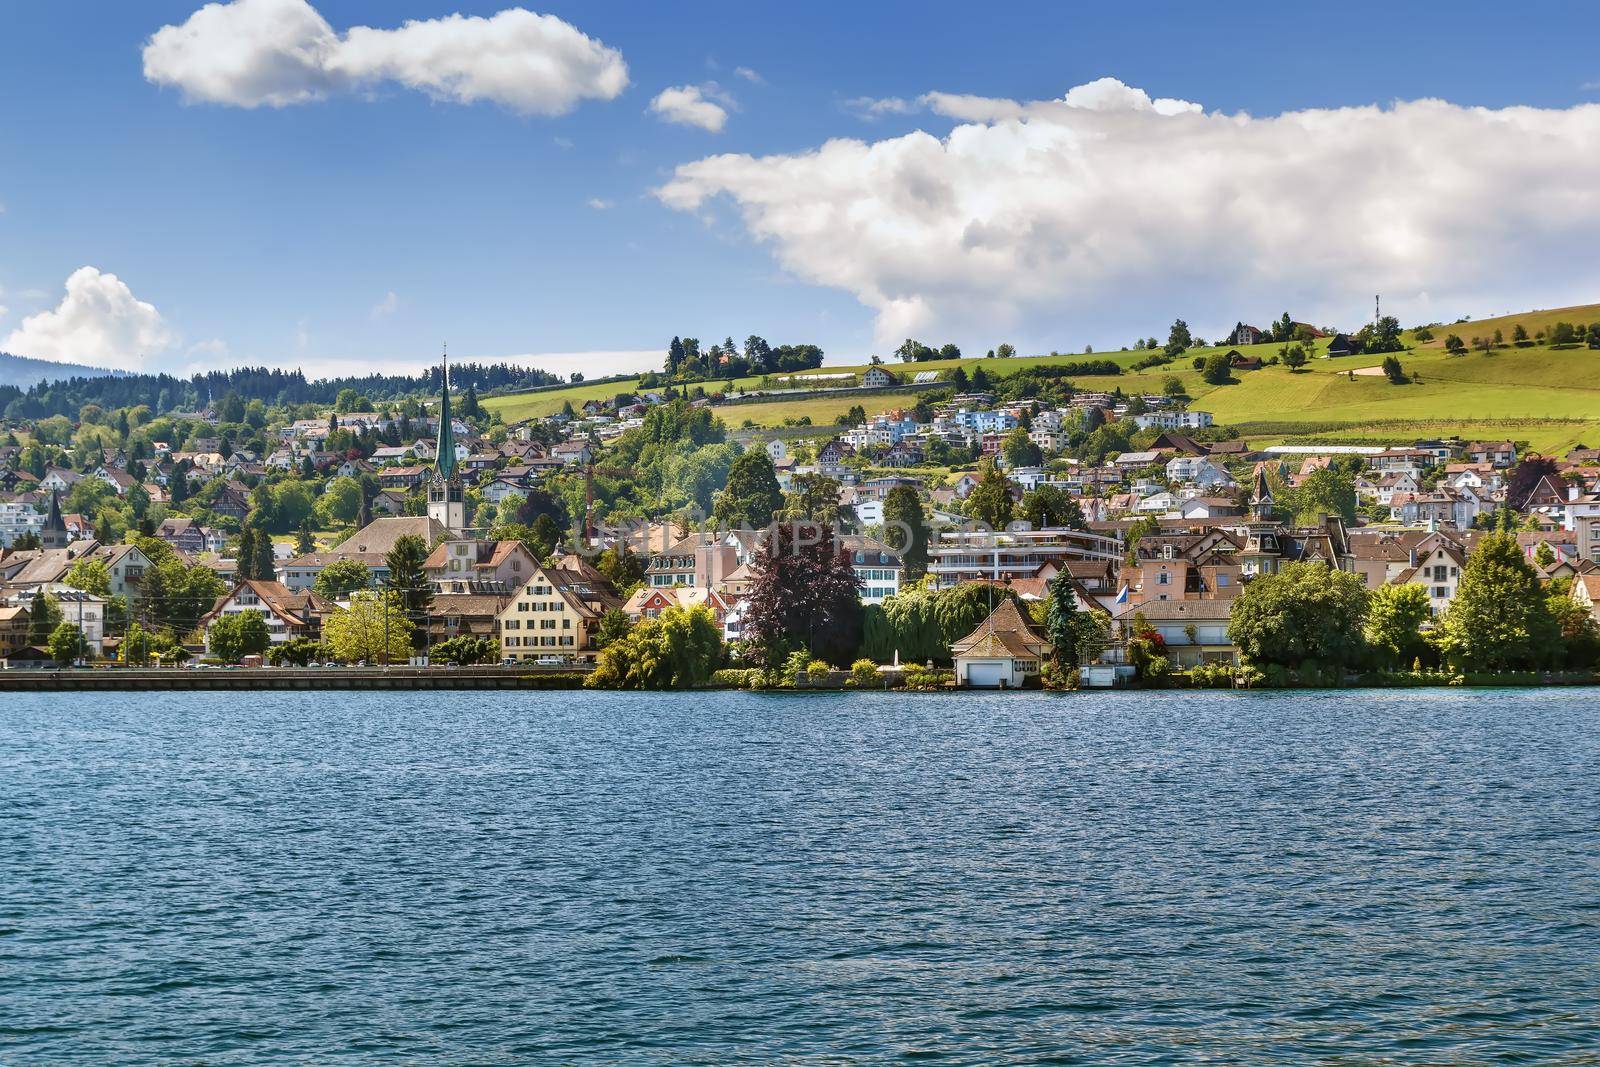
[424,539,537,594]
[928,527,1123,587]
[496,562,624,664]
[199,580,335,646]
[1114,598,1237,668]
[1133,410,1214,431]
[840,534,903,603]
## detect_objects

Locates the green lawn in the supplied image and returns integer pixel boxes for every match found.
[481,303,1600,453]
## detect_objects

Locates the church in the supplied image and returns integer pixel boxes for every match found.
[427,351,468,537]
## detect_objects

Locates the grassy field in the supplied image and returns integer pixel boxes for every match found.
[482,303,1600,453]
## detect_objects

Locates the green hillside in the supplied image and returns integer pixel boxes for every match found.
[482,304,1600,454]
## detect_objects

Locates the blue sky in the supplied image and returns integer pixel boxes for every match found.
[3,1,1599,379]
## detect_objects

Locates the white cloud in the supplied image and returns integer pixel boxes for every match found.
[843,95,919,120]
[920,78,1200,123]
[143,0,628,115]
[3,267,176,368]
[657,79,1600,348]
[187,338,231,359]
[0,306,8,322]
[649,83,730,132]
[370,290,400,319]
[734,66,764,85]
[587,197,614,210]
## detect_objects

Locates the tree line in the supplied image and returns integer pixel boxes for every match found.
[1,361,561,422]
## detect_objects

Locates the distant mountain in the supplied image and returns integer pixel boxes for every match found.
[0,351,121,390]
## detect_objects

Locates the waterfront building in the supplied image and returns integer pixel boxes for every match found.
[839,534,904,603]
[1113,598,1237,668]
[951,598,1049,688]
[499,562,623,664]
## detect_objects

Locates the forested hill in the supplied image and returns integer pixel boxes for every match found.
[0,351,122,390]
[0,360,563,420]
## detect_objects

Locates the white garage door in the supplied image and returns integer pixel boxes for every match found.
[965,661,1008,687]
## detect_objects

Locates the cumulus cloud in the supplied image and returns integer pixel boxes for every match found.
[657,79,1600,348]
[587,197,614,210]
[734,66,764,85]
[3,267,176,368]
[143,0,628,114]
[649,83,731,132]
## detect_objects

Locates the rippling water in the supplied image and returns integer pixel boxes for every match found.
[3,688,1598,1063]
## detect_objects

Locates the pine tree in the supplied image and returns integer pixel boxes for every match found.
[881,485,929,579]
[1045,576,1108,669]
[296,520,316,555]
[384,534,433,651]
[236,527,257,581]
[254,531,276,583]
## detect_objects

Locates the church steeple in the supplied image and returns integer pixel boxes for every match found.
[41,489,69,549]
[428,345,466,535]
[435,344,457,483]
[1250,465,1275,522]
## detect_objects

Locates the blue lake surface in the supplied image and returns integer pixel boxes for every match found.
[2,688,1598,1063]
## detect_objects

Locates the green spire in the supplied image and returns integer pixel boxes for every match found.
[435,346,457,481]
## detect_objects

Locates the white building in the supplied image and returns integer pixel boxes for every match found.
[1133,410,1214,431]
[0,501,43,548]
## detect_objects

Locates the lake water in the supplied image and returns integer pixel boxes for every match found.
[3,688,1598,1063]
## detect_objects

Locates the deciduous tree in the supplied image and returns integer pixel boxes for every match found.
[1227,561,1369,671]
[325,591,414,665]
[711,449,783,530]
[1436,532,1558,671]
[1364,583,1432,669]
[312,558,372,600]
[744,523,863,666]
[587,605,722,689]
[208,611,270,663]
[966,459,1014,529]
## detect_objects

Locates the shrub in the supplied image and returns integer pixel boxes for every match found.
[1187,663,1235,688]
[781,650,817,687]
[849,658,881,687]
[900,665,943,690]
